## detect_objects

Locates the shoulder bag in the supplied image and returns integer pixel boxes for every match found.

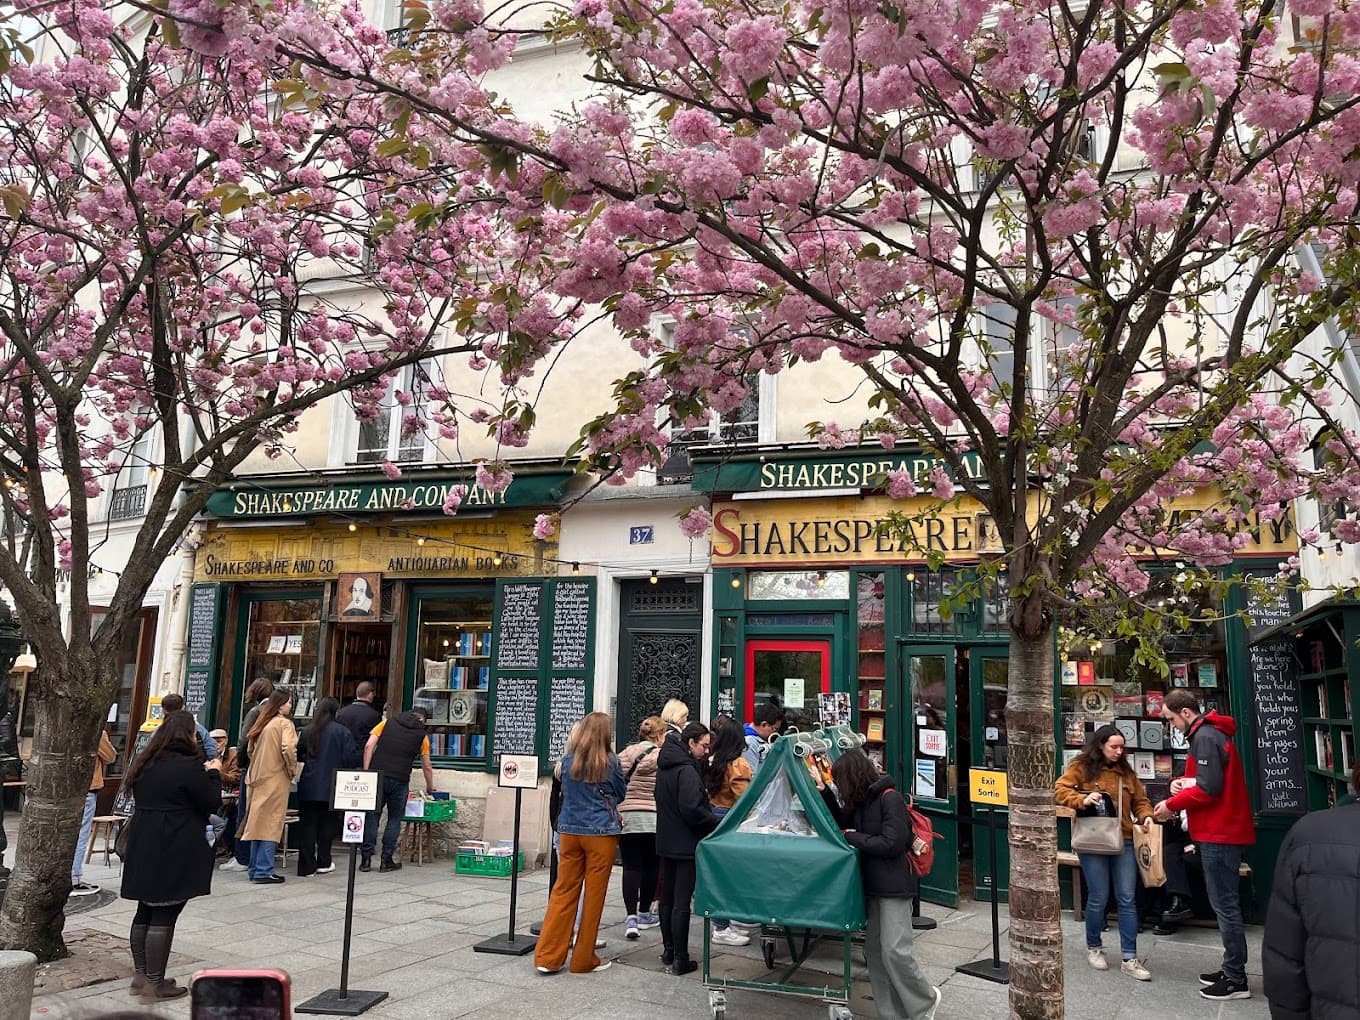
[1070,781,1124,856]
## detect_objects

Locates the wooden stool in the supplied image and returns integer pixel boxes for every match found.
[401,819,435,865]
[86,816,120,866]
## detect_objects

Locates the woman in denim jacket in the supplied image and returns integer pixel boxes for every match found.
[533,712,627,976]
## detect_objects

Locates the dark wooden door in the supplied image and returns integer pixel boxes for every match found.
[616,578,702,746]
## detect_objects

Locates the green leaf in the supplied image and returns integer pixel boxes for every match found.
[376,138,409,158]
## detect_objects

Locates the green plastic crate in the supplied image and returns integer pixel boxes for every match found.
[404,799,458,822]
[454,851,524,877]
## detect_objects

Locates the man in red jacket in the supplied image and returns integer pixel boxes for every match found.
[1154,690,1255,1002]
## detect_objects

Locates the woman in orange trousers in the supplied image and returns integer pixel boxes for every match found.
[534,712,628,974]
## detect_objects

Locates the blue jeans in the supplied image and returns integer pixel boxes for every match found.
[711,806,731,930]
[234,785,252,866]
[1199,842,1247,982]
[248,839,277,879]
[364,778,408,858]
[71,792,97,882]
[1079,841,1138,958]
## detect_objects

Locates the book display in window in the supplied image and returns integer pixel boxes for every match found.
[243,599,322,721]
[1301,644,1355,809]
[413,595,494,761]
[855,573,887,750]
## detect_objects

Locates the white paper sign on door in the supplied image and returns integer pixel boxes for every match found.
[919,728,947,757]
[783,677,805,708]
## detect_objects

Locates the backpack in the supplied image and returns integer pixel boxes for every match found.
[892,791,941,878]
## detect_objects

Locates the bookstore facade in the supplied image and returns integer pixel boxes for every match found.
[186,467,597,774]
[694,446,1302,911]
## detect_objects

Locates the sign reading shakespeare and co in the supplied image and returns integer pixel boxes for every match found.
[969,768,1009,807]
[193,516,552,582]
[203,471,571,519]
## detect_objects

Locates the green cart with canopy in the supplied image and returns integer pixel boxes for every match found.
[695,736,866,1019]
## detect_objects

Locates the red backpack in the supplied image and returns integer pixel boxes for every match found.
[886,790,941,877]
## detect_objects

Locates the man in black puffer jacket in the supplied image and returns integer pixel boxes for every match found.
[1263,764,1360,1020]
[653,721,719,975]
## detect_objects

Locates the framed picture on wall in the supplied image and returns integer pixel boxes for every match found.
[338,571,381,620]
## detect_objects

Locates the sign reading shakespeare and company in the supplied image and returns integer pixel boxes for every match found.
[202,471,571,519]
[711,490,1294,567]
[692,451,989,494]
[193,516,553,582]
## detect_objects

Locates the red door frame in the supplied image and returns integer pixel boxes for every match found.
[744,638,832,716]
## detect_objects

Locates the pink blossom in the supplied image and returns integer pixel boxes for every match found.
[679,507,712,539]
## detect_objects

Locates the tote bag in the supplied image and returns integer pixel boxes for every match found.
[1070,782,1124,856]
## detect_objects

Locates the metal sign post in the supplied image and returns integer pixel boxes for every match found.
[474,755,539,956]
[297,771,389,1015]
[956,769,1010,984]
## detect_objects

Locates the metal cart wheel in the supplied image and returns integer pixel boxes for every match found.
[708,989,727,1019]
[762,939,776,970]
[827,1005,853,1020]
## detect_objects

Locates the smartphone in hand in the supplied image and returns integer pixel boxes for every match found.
[191,968,290,1019]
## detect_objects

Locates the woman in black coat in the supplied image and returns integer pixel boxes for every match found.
[820,749,940,1020]
[295,697,359,877]
[120,710,222,1001]
[653,720,718,975]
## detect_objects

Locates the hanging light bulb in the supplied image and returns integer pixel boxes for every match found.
[650,569,659,584]
[416,536,426,546]
[730,573,742,589]
[281,496,293,512]
[348,522,357,532]
[906,570,917,583]
[571,562,581,575]
[493,552,503,567]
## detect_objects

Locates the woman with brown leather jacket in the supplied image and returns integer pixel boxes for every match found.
[1055,724,1155,981]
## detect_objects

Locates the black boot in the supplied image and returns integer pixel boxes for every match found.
[128,923,148,994]
[1162,895,1193,923]
[658,905,674,966]
[360,853,372,872]
[379,854,402,872]
[140,926,187,1001]
[670,910,696,974]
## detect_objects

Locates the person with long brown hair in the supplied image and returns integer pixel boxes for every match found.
[1055,723,1155,981]
[119,711,221,1001]
[533,711,626,976]
[238,689,299,884]
[296,697,358,877]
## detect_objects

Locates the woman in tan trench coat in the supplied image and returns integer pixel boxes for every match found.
[240,690,299,884]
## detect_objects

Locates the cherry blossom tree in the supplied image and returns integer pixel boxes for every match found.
[0,0,567,958]
[262,0,1360,1012]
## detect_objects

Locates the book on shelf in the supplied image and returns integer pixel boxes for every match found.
[866,747,885,770]
[1318,682,1330,719]
[866,717,885,741]
[1133,752,1155,780]
[1170,663,1190,688]
[1341,734,1353,773]
[451,665,469,688]
[1315,730,1334,771]
[458,632,476,656]
[867,688,884,711]
[476,666,490,690]
[1144,690,1165,717]
[1114,719,1139,748]
[469,734,485,757]
[1114,692,1143,716]
[1153,753,1173,779]
[1077,661,1096,686]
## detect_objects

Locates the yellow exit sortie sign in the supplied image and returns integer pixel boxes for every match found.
[969,768,1008,807]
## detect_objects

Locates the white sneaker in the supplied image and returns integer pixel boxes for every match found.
[218,860,247,872]
[1121,958,1151,981]
[316,864,335,875]
[625,917,640,940]
[923,986,942,1020]
[590,961,612,973]
[711,928,751,947]
[1087,948,1108,971]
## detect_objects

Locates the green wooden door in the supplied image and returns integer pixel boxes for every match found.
[901,644,959,906]
[970,648,1011,901]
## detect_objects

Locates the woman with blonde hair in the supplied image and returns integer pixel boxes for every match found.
[617,715,666,939]
[239,690,299,885]
[534,712,627,975]
[660,699,690,742]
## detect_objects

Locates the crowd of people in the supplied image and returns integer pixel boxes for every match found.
[93,671,1360,1016]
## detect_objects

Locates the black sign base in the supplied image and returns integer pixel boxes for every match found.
[911,914,938,931]
[473,933,537,956]
[955,958,1010,984]
[296,989,389,1015]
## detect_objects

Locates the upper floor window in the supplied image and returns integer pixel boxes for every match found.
[334,364,427,467]
[108,424,154,521]
[651,321,775,485]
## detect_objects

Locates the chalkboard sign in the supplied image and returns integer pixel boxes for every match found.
[551,582,591,671]
[548,676,588,762]
[496,584,541,671]
[111,728,156,816]
[1241,572,1297,643]
[183,584,222,726]
[1248,640,1306,815]
[493,675,538,760]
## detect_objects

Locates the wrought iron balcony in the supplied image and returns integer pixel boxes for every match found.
[108,484,147,521]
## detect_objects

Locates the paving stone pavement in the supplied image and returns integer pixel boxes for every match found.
[5,819,1271,1019]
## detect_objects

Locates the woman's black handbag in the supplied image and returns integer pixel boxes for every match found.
[113,815,133,859]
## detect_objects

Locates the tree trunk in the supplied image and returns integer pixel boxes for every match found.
[1006,621,1064,1019]
[0,662,108,962]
